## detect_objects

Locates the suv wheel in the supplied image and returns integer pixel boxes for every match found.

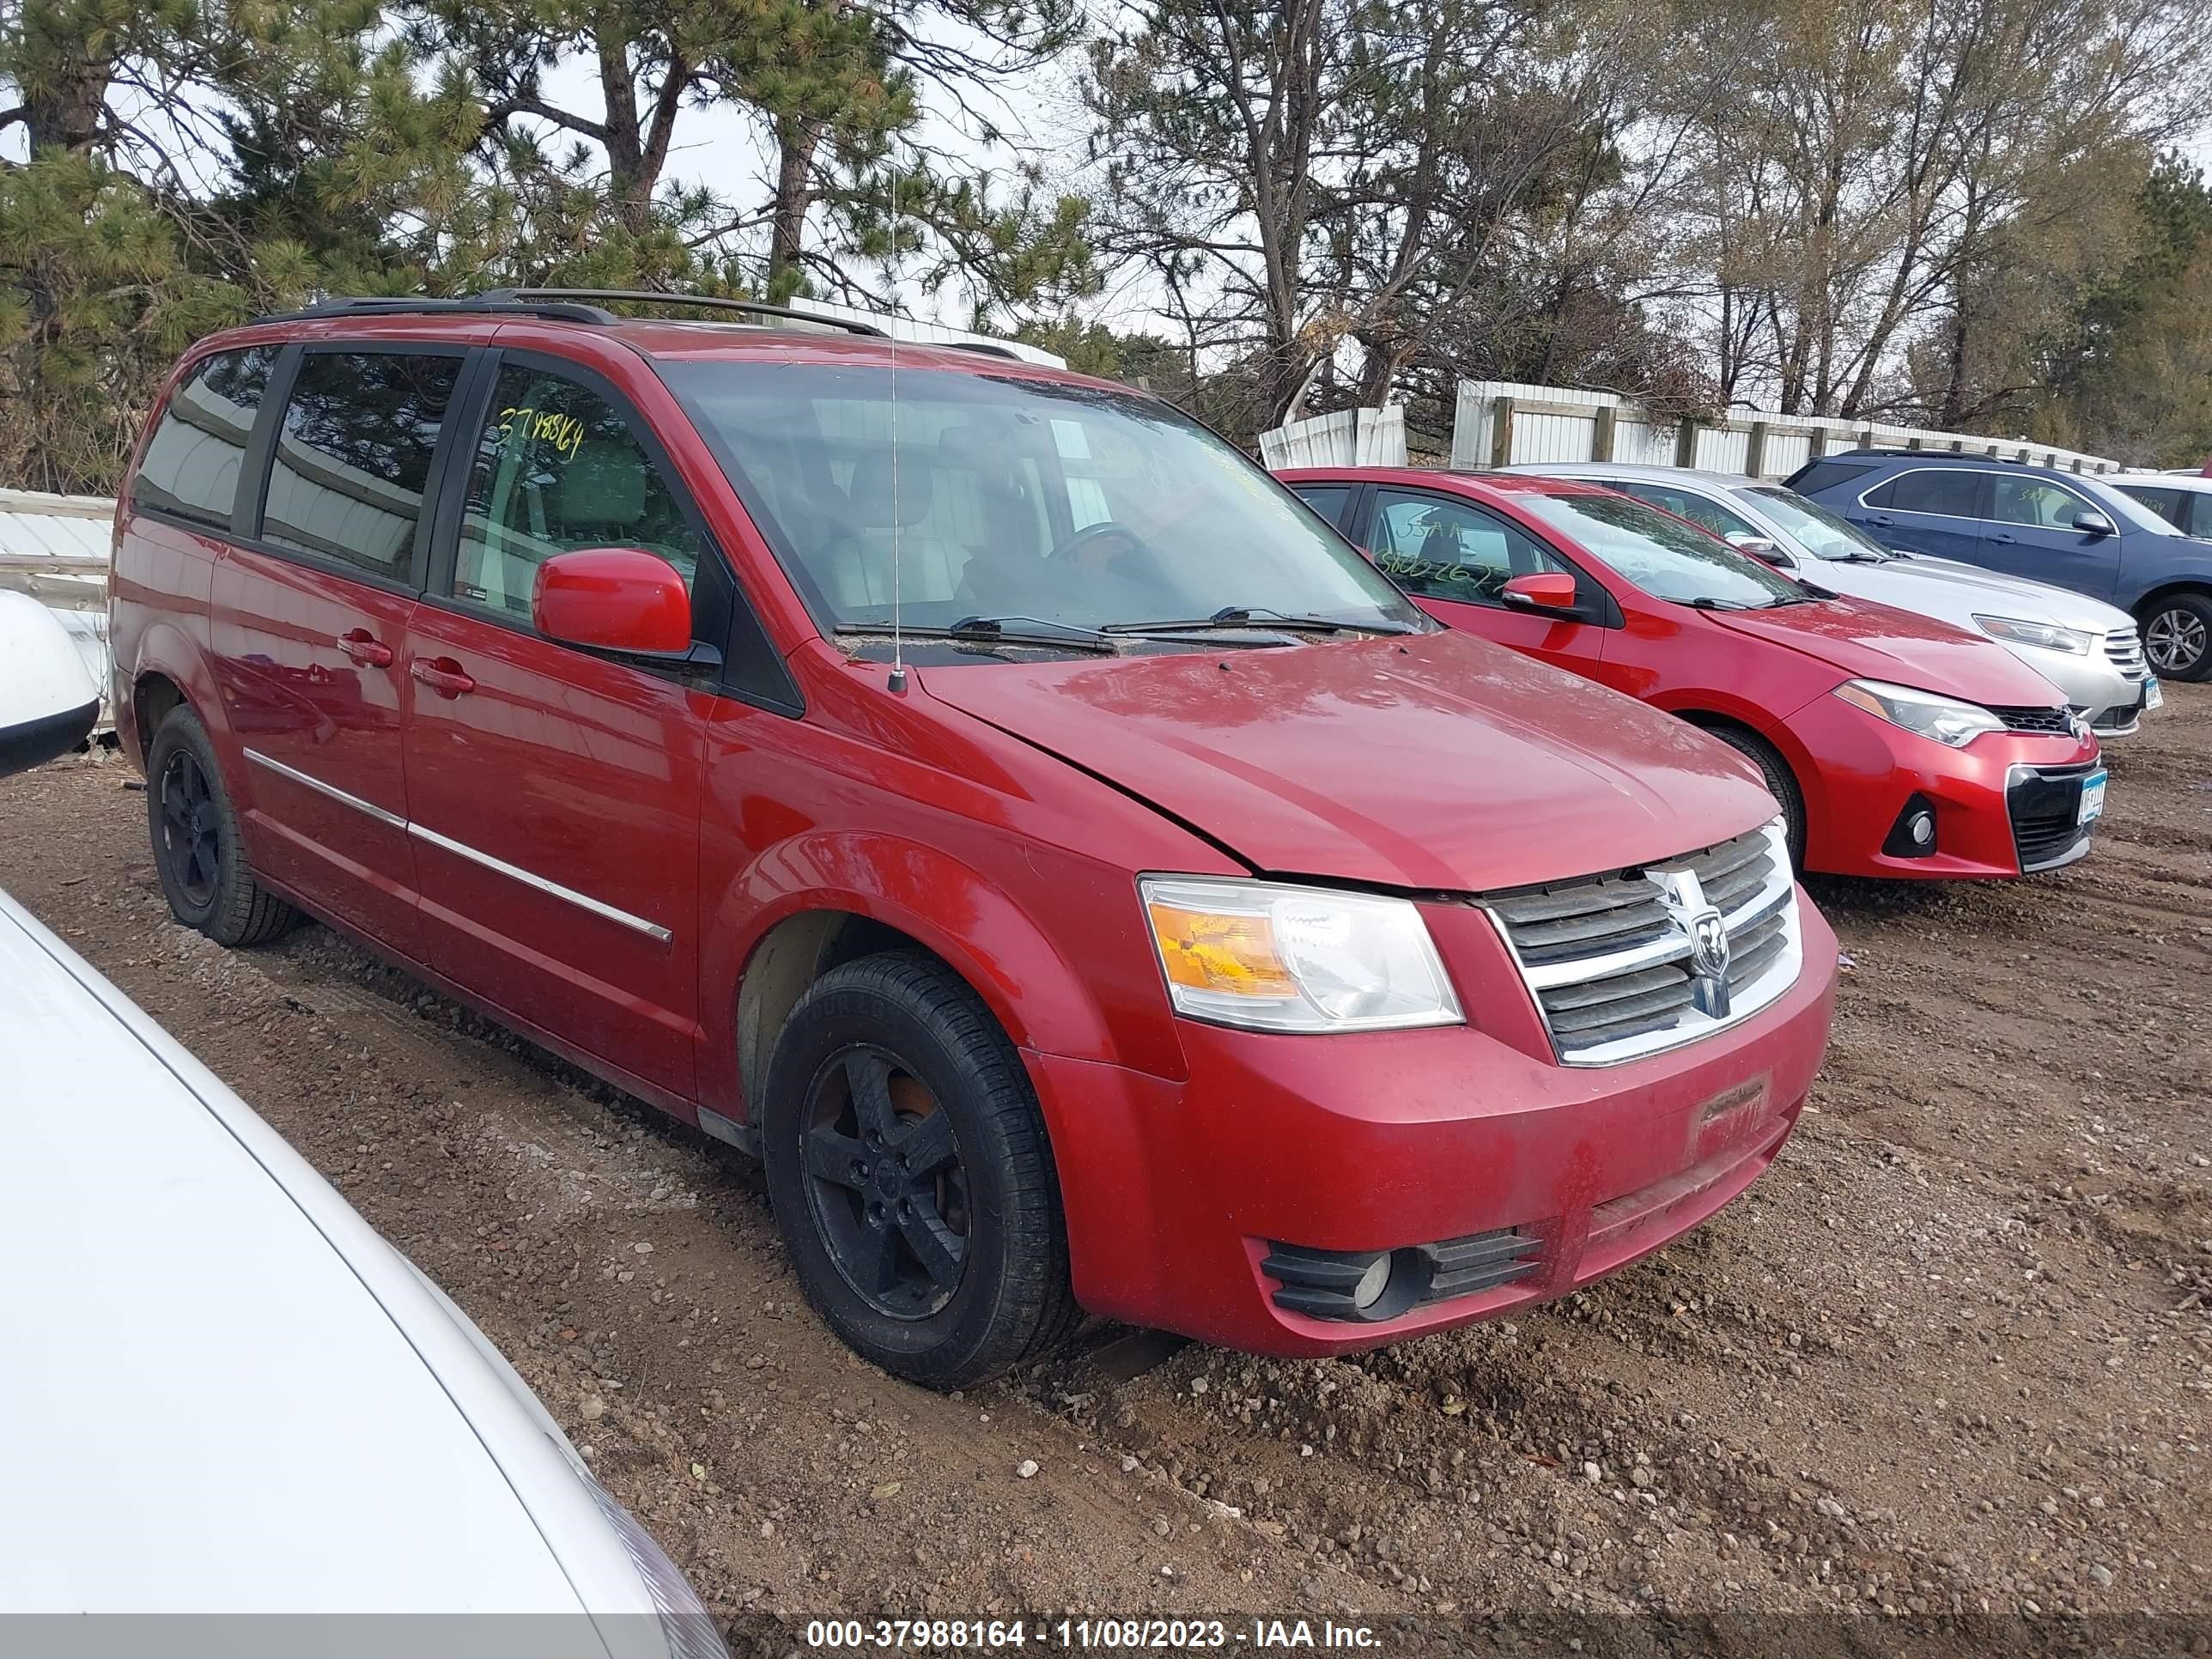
[761,949,1079,1388]
[145,706,299,945]
[2142,592,2212,682]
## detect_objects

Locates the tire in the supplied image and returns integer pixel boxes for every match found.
[2140,592,2212,683]
[761,949,1079,1388]
[145,705,299,946]
[1705,724,1806,872]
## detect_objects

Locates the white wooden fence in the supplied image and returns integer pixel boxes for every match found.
[1257,405,1408,468]
[0,487,115,726]
[1446,380,2118,479]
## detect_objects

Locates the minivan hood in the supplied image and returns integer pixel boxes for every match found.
[919,630,1777,892]
[1820,556,2130,632]
[1704,596,2068,708]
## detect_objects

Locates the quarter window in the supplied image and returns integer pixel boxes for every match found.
[1290,483,1353,529]
[135,347,276,527]
[1864,469,1984,518]
[453,365,704,619]
[1370,489,1571,606]
[262,351,464,578]
[1991,476,2094,531]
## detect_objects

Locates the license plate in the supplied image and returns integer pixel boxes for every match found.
[2145,678,2164,711]
[2077,770,2107,825]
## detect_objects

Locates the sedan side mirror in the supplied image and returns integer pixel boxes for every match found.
[1501,572,1580,611]
[532,548,694,657]
[2071,508,2117,538]
[1724,532,1788,566]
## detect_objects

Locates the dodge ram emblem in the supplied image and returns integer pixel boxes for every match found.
[1688,906,1731,1016]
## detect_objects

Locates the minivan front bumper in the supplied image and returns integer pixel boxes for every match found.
[1023,896,1837,1356]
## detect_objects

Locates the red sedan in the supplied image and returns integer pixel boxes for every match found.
[1282,468,2106,878]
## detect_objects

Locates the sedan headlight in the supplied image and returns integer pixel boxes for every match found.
[1832,678,2003,747]
[1140,876,1462,1032]
[1972,615,2095,655]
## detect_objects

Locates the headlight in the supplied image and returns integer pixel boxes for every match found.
[1972,615,2095,655]
[1140,876,1462,1032]
[581,1468,731,1659]
[1832,678,2003,747]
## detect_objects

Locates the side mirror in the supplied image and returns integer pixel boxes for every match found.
[532,548,693,657]
[1501,572,1580,611]
[1724,532,1787,565]
[2071,508,2116,538]
[0,590,100,778]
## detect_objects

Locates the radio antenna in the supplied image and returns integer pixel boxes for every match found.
[885,144,908,696]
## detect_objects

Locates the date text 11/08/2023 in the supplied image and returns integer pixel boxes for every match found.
[803,1620,1383,1650]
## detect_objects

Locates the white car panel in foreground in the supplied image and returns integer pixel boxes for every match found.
[0,884,724,1655]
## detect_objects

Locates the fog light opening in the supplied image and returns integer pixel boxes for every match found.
[1882,794,1939,859]
[1351,1252,1392,1311]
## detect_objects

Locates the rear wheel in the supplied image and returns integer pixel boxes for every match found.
[145,706,298,945]
[2141,592,2212,682]
[761,949,1079,1388]
[1704,724,1805,872]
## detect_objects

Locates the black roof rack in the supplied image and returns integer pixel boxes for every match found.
[254,295,619,325]
[252,289,890,337]
[941,339,1024,362]
[479,289,888,337]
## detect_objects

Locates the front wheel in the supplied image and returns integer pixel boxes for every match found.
[2142,592,2212,682]
[1704,724,1806,872]
[761,950,1079,1388]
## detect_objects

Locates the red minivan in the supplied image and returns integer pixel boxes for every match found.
[1283,469,2106,879]
[112,294,1836,1385]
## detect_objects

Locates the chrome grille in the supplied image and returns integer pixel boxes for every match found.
[1484,823,1802,1066]
[2106,626,2147,682]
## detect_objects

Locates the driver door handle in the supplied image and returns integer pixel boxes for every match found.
[410,657,477,699]
[1990,533,2020,544]
[337,629,394,668]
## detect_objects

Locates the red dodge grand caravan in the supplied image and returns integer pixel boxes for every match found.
[112,292,1838,1385]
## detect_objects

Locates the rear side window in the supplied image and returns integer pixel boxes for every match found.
[453,363,704,617]
[135,348,276,527]
[262,350,464,579]
[1867,469,1984,518]
[1787,459,1875,497]
[2116,483,2187,529]
[1290,483,1352,528]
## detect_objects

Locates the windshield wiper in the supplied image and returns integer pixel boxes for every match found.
[1101,605,1417,636]
[1682,596,1756,611]
[835,617,1120,654]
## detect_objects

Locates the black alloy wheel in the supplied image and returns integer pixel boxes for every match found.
[800,1044,971,1319]
[156,745,222,910]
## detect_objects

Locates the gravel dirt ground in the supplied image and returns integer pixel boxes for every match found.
[3,690,2209,1656]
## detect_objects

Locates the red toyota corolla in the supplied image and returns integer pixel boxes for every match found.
[1283,468,2106,878]
[109,298,1835,1387]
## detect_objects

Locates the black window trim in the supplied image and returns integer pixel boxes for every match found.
[1362,483,1623,628]
[419,344,803,718]
[223,339,480,600]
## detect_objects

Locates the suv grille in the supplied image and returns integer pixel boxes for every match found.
[1990,704,2075,735]
[2105,626,2147,682]
[1483,823,1801,1066]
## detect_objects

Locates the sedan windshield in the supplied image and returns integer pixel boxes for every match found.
[1743,486,1893,562]
[659,361,1423,640]
[1515,492,1810,608]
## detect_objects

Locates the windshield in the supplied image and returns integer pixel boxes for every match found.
[659,362,1423,639]
[1742,486,1893,561]
[1515,492,1811,608]
[2081,475,2189,538]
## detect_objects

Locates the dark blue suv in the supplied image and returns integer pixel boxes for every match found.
[1789,448,2212,681]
